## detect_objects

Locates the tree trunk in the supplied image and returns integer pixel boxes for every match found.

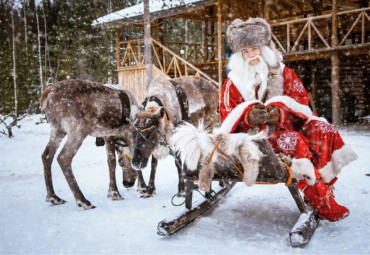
[23,2,28,62]
[42,0,51,84]
[143,0,152,89]
[11,6,18,116]
[36,8,44,93]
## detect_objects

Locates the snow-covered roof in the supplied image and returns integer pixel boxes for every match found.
[92,0,214,27]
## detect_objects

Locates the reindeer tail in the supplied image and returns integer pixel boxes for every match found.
[171,121,212,171]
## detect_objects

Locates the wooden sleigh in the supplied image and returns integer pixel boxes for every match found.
[157,139,319,247]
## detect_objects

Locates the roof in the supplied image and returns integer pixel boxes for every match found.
[92,0,214,27]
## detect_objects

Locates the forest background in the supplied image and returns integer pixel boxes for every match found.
[1,0,200,115]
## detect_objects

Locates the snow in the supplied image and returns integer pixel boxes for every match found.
[92,0,210,26]
[1,114,370,254]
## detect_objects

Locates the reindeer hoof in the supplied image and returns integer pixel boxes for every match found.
[137,186,148,194]
[46,195,66,205]
[176,191,185,197]
[76,200,95,210]
[108,190,123,200]
[140,187,156,198]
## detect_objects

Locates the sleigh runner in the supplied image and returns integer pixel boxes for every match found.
[157,138,319,248]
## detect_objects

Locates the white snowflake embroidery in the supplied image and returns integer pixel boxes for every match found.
[293,79,304,93]
[277,132,298,152]
[315,121,337,134]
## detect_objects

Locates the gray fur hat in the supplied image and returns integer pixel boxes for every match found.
[227,17,272,53]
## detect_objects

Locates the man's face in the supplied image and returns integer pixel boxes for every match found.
[242,46,261,65]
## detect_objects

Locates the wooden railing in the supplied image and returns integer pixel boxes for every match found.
[119,38,219,87]
[271,7,370,54]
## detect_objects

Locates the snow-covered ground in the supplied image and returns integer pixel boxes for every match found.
[1,115,369,254]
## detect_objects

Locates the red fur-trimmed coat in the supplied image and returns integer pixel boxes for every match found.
[219,66,357,186]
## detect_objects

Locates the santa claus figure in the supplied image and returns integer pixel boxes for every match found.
[219,17,358,221]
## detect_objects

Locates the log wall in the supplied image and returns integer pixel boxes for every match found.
[288,55,369,123]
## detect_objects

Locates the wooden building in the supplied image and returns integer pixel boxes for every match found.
[93,0,370,124]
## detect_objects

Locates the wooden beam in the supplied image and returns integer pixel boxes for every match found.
[331,0,341,125]
[217,0,222,95]
[144,0,152,89]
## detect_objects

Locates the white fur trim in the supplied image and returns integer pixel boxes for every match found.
[218,100,261,134]
[265,96,327,123]
[319,144,358,183]
[223,79,232,112]
[291,158,316,185]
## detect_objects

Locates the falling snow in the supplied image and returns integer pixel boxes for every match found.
[0,115,369,254]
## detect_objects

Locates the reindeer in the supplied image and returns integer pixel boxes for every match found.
[129,76,218,197]
[40,79,141,209]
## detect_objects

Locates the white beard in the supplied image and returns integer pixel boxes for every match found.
[228,52,269,102]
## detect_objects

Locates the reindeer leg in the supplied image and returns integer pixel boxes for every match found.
[42,126,66,205]
[136,170,148,195]
[198,163,216,192]
[141,156,157,198]
[239,146,260,187]
[57,131,95,210]
[174,154,185,196]
[105,138,123,200]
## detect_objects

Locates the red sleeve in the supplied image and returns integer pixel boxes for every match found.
[282,67,310,106]
[219,78,254,132]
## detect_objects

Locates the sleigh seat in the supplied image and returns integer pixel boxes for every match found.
[157,139,319,247]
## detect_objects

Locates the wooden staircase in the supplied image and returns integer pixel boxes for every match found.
[117,38,219,102]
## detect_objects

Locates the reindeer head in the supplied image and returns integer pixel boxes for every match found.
[131,107,166,170]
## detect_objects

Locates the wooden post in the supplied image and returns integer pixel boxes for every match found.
[264,0,272,20]
[331,0,341,124]
[144,0,152,89]
[217,0,222,99]
[310,66,317,114]
[203,10,209,61]
[116,28,121,68]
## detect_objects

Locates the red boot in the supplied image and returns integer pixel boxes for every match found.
[303,178,350,221]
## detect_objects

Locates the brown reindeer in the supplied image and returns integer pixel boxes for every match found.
[40,79,141,209]
[129,76,218,197]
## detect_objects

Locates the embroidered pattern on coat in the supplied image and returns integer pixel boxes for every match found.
[315,121,337,134]
[293,79,304,93]
[277,132,298,152]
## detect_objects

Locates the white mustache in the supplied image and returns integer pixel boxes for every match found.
[246,55,262,64]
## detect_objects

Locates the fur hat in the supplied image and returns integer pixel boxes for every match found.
[227,17,272,53]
